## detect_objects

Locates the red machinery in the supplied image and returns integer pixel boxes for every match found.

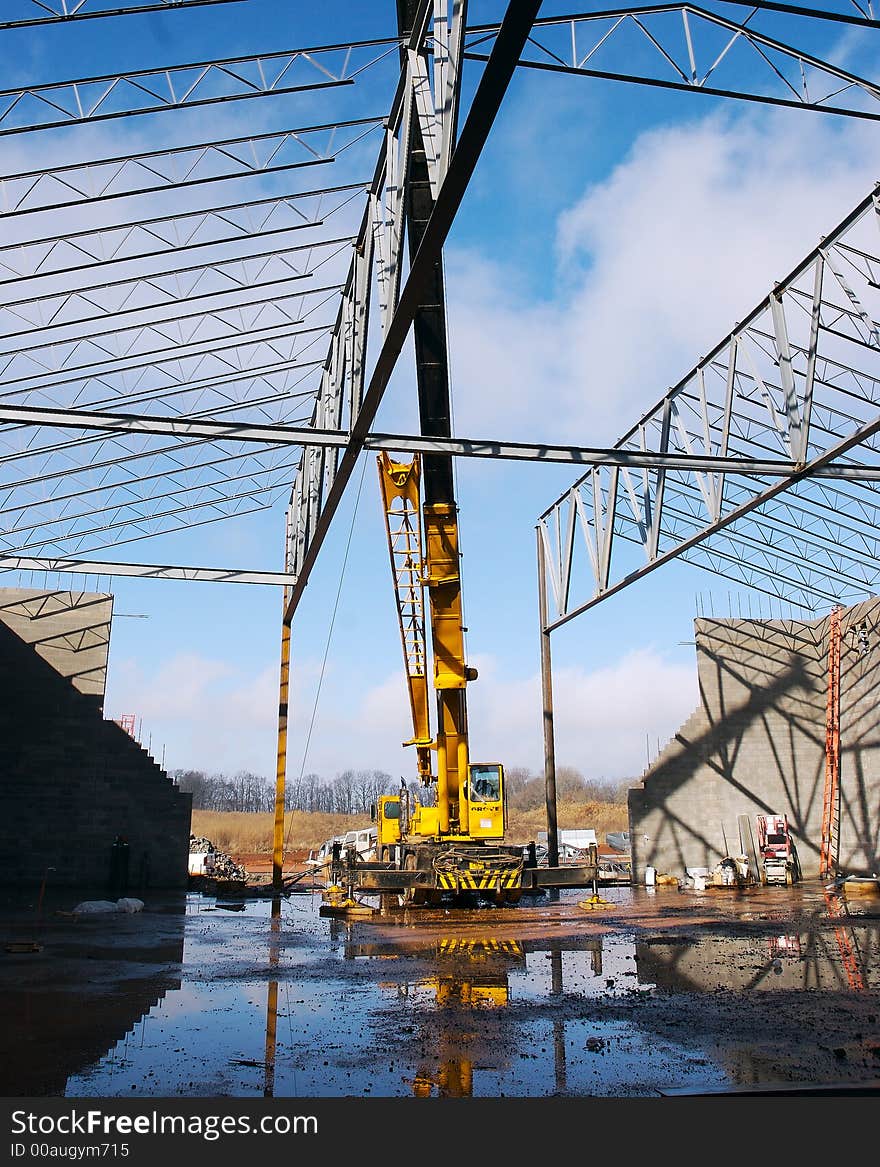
[756,814,797,886]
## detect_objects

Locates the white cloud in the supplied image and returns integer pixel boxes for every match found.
[288,648,699,783]
[289,667,420,780]
[106,651,278,775]
[104,628,695,782]
[466,648,699,780]
[446,108,880,447]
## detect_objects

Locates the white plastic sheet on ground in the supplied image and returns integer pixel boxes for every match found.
[72,897,145,915]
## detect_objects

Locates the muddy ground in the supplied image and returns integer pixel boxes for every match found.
[1,878,879,1099]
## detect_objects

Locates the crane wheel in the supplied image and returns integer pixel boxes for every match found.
[401,852,428,907]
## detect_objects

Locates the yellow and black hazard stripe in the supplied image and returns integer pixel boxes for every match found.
[437,869,522,891]
[438,938,524,957]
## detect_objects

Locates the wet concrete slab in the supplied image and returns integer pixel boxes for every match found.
[2,881,879,1097]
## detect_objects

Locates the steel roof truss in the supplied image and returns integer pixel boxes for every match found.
[0,184,365,285]
[0,282,341,383]
[0,236,354,339]
[0,556,295,586]
[0,43,398,137]
[0,119,380,218]
[467,6,880,122]
[4,1,243,30]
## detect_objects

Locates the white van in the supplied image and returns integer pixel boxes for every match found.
[305,834,345,870]
[342,827,377,861]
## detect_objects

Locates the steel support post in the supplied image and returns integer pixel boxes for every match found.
[537,525,560,872]
[272,576,292,891]
[263,979,278,1097]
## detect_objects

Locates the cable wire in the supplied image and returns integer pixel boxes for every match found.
[285,451,368,843]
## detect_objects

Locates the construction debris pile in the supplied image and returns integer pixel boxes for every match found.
[188,835,246,882]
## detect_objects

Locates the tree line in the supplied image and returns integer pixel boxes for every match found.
[505,766,629,810]
[172,764,627,814]
[172,767,408,814]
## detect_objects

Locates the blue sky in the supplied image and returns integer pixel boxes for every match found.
[2,1,879,787]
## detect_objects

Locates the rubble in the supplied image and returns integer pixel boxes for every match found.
[188,834,246,882]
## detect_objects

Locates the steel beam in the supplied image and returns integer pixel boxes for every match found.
[9,0,880,580]
[0,183,367,286]
[5,404,880,479]
[0,236,355,339]
[0,281,343,375]
[0,42,397,137]
[540,400,880,630]
[0,322,333,397]
[282,0,544,622]
[537,178,880,629]
[0,555,295,585]
[0,119,381,218]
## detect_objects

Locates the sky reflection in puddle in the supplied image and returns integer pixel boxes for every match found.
[61,888,880,1098]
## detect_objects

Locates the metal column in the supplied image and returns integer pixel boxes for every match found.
[537,525,559,870]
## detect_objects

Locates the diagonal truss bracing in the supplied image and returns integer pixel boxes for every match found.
[0,235,357,339]
[538,181,880,630]
[282,0,531,605]
[466,4,880,121]
[0,41,400,137]
[0,0,243,31]
[0,119,382,218]
[0,183,367,285]
[0,0,410,570]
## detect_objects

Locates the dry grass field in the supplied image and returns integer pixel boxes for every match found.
[190,809,363,855]
[504,800,630,845]
[191,798,630,856]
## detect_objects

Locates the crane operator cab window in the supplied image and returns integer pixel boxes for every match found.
[466,763,505,838]
[468,764,502,804]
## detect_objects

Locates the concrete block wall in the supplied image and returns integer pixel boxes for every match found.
[628,597,880,883]
[0,591,191,889]
[0,588,112,698]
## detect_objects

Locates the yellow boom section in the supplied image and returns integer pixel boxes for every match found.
[378,452,479,837]
[377,453,432,782]
[422,493,472,835]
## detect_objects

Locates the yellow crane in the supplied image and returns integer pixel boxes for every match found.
[374,451,523,905]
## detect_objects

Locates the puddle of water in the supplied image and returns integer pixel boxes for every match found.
[4,886,875,1098]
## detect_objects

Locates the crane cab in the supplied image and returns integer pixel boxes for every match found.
[376,762,506,847]
[465,763,504,839]
[376,794,403,847]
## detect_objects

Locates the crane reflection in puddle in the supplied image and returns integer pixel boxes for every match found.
[401,937,523,1098]
[339,933,527,1097]
[338,930,607,1097]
